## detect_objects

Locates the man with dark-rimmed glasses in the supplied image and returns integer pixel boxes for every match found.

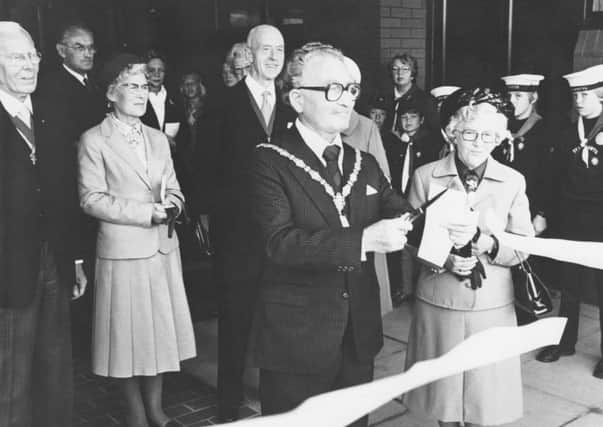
[249,42,413,426]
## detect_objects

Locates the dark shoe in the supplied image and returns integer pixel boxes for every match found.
[217,405,239,423]
[536,345,576,363]
[593,359,603,379]
[392,290,412,307]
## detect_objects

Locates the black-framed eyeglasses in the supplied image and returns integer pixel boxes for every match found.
[62,43,96,54]
[297,82,361,102]
[457,129,499,144]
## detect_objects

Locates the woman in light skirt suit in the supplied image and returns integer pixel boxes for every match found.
[403,88,534,427]
[78,54,196,427]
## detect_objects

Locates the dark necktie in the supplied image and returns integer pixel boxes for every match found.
[322,144,342,192]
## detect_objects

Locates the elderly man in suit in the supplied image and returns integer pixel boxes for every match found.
[249,42,413,427]
[38,22,105,358]
[0,21,87,427]
[213,24,292,422]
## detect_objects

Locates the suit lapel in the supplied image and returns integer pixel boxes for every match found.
[281,129,343,228]
[342,143,365,226]
[101,118,153,190]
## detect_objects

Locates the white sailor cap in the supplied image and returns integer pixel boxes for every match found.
[430,85,461,100]
[500,74,544,91]
[563,66,603,92]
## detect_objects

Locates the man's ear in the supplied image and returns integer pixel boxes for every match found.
[56,43,67,60]
[288,89,304,114]
[530,92,539,106]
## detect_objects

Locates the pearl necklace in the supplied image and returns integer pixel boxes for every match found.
[257,143,362,227]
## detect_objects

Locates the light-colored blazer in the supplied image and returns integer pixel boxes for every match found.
[409,153,534,311]
[78,116,184,259]
[342,110,391,179]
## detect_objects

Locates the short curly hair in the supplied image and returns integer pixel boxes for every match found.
[389,53,418,80]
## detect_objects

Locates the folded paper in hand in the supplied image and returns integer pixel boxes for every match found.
[417,184,468,267]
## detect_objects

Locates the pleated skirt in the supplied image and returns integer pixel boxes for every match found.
[92,249,196,378]
[403,299,523,425]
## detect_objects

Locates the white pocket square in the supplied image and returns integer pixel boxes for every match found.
[366,185,378,196]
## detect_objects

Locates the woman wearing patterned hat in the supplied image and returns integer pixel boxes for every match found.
[403,88,533,427]
[78,54,196,427]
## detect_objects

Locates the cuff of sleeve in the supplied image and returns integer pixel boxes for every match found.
[487,234,500,260]
[74,259,84,265]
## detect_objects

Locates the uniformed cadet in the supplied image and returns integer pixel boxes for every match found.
[496,74,552,234]
[430,85,461,158]
[536,66,603,379]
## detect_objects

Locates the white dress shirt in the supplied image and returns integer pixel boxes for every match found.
[148,86,167,130]
[245,75,276,116]
[295,119,344,172]
[0,88,34,150]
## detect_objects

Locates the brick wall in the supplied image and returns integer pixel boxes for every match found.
[379,0,428,88]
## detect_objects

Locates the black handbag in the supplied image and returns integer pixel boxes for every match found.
[512,252,553,317]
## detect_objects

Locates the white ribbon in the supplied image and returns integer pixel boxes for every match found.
[215,318,565,427]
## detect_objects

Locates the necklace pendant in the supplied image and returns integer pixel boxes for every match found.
[340,215,350,228]
[334,193,345,212]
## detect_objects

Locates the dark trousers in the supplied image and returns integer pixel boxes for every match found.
[217,273,260,408]
[0,243,73,427]
[259,322,374,427]
[558,262,603,354]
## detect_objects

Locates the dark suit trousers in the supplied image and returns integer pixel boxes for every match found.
[216,252,261,408]
[259,319,374,427]
[0,243,73,427]
[559,262,603,354]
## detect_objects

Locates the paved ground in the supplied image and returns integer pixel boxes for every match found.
[74,295,603,427]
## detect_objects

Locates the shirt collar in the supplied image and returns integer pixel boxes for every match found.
[148,85,167,100]
[245,75,275,101]
[110,113,143,137]
[295,118,343,168]
[454,154,488,188]
[0,88,33,117]
[62,64,87,86]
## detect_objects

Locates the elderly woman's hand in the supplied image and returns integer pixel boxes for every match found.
[152,203,168,224]
[445,254,478,276]
[446,221,478,248]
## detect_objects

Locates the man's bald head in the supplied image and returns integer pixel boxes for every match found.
[246,25,284,85]
[0,21,39,100]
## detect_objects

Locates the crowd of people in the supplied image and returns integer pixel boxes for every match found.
[1,16,603,427]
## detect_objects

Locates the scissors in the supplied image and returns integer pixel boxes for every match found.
[405,188,448,223]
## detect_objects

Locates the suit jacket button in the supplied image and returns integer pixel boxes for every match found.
[342,291,349,299]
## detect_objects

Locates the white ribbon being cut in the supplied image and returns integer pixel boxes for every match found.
[484,212,603,269]
[215,318,566,427]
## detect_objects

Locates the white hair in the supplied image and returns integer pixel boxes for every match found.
[0,21,33,44]
[343,56,361,84]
